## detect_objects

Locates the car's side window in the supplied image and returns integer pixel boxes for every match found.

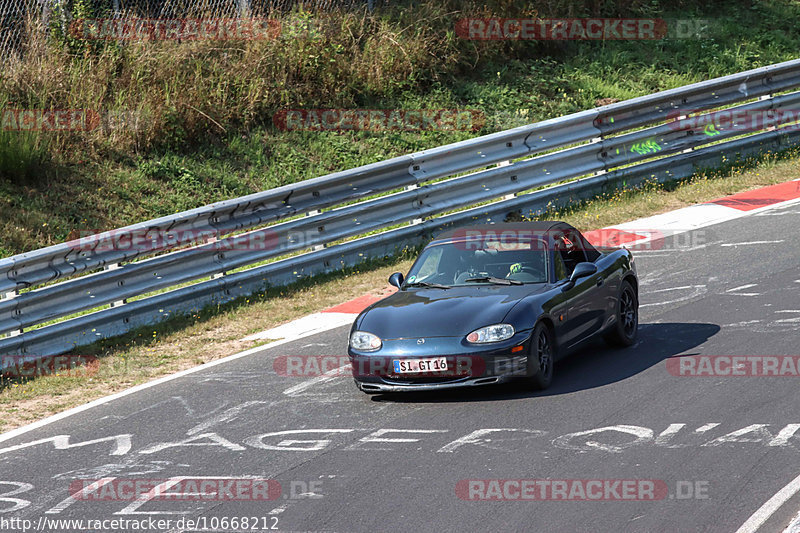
[557,230,588,277]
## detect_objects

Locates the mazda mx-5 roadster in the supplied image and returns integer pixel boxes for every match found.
[347,221,638,393]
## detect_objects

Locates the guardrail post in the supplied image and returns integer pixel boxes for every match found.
[1,290,23,337]
[305,210,327,250]
[104,264,127,307]
[404,184,425,225]
[496,160,518,200]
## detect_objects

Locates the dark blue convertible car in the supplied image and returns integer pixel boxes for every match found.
[348,221,638,393]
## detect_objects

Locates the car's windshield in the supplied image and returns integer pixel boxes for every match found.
[405,237,548,287]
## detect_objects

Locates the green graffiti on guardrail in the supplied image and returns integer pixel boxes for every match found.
[630,139,662,155]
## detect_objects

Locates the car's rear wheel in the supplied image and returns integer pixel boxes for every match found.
[604,280,638,347]
[527,322,554,390]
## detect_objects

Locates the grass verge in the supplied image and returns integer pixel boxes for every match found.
[1,150,798,432]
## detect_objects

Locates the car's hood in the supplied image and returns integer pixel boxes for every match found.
[356,284,548,339]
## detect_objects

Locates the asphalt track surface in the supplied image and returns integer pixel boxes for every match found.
[3,199,800,533]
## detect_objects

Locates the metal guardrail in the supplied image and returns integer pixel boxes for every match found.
[3,58,800,357]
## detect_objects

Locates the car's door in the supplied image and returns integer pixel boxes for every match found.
[577,229,622,332]
[552,230,607,348]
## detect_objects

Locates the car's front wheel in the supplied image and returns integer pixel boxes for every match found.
[604,280,638,347]
[527,322,554,390]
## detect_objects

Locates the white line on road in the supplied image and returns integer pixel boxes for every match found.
[720,240,785,247]
[724,320,763,328]
[648,285,706,293]
[282,364,351,397]
[735,471,800,533]
[727,284,757,292]
[187,401,271,436]
[783,509,800,533]
[640,285,707,308]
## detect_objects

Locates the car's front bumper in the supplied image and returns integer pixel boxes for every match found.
[348,330,533,392]
[354,369,523,392]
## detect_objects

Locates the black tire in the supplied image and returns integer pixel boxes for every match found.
[527,322,555,390]
[604,280,638,347]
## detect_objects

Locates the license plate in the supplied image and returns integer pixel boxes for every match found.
[393,357,448,374]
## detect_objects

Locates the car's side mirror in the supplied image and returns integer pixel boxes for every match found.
[561,262,597,292]
[388,272,404,288]
[570,262,597,282]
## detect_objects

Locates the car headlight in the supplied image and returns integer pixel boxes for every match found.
[350,331,382,351]
[466,324,515,343]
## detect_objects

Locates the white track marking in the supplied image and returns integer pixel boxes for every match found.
[243,312,356,341]
[727,284,757,292]
[735,471,800,533]
[0,327,349,445]
[649,285,697,293]
[754,210,800,217]
[640,285,707,308]
[694,423,720,433]
[187,401,271,436]
[775,311,800,324]
[724,320,763,328]
[282,364,351,397]
[720,240,785,247]
[783,509,800,533]
[46,477,117,514]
